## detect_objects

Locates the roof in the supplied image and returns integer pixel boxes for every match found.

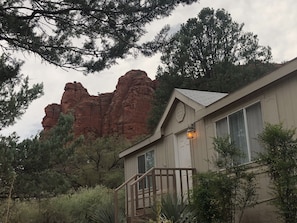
[175,89,227,106]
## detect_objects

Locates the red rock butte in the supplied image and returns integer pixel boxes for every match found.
[42,70,156,140]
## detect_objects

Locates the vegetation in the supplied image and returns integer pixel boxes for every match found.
[1,0,198,74]
[258,124,297,223]
[0,113,129,221]
[150,195,194,223]
[0,185,124,223]
[0,113,80,200]
[0,55,43,130]
[72,134,130,188]
[1,113,131,202]
[190,136,257,223]
[0,54,43,203]
[148,7,276,130]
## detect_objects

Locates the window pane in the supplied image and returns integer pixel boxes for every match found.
[229,110,249,163]
[216,117,228,137]
[146,151,154,188]
[146,150,154,171]
[138,155,145,174]
[138,155,146,189]
[137,151,155,189]
[246,102,263,160]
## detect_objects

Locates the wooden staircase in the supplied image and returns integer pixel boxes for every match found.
[114,167,196,223]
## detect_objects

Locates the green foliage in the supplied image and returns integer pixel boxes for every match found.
[72,134,130,188]
[0,185,123,223]
[88,198,125,223]
[258,123,297,223]
[151,195,194,223]
[213,136,243,170]
[0,54,43,199]
[159,7,272,79]
[0,134,18,199]
[1,0,198,73]
[11,113,82,199]
[192,172,234,223]
[148,7,276,131]
[0,113,129,200]
[191,136,257,223]
[0,55,43,129]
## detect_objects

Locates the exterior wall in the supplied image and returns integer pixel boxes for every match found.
[192,119,210,172]
[190,72,297,223]
[163,101,199,136]
[199,71,297,160]
[262,73,297,128]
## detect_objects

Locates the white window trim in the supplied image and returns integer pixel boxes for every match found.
[214,101,262,164]
[137,150,155,189]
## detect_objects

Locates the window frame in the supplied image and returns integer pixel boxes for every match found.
[137,150,155,189]
[215,101,263,164]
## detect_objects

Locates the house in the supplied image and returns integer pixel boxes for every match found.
[115,57,297,223]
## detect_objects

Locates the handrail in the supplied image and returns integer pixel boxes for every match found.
[130,167,155,186]
[114,173,142,223]
[130,167,195,187]
[114,167,196,223]
[115,173,142,192]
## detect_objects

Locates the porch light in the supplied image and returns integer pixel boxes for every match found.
[187,124,196,139]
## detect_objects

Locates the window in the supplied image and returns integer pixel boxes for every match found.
[215,102,263,164]
[137,150,154,189]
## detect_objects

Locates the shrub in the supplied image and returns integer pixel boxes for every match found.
[258,123,297,223]
[190,136,257,223]
[1,185,124,223]
[150,194,195,223]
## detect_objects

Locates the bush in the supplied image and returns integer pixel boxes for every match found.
[150,194,194,223]
[190,136,257,223]
[1,185,125,223]
[258,123,297,223]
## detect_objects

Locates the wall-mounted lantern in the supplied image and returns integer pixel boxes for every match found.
[186,124,196,139]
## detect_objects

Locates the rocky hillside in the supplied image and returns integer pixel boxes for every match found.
[42,70,156,140]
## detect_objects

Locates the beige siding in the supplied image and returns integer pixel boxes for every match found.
[163,101,198,136]
[123,135,177,180]
[191,119,210,172]
[273,76,297,128]
[189,71,297,223]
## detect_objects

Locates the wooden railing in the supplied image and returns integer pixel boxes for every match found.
[114,167,196,223]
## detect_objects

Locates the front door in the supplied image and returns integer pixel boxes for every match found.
[176,132,192,168]
[175,131,193,199]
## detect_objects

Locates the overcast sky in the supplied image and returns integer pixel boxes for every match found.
[2,0,297,140]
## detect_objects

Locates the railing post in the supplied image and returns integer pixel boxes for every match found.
[152,169,157,205]
[160,169,163,195]
[186,169,190,202]
[114,191,118,223]
[179,169,184,203]
[125,183,129,220]
[130,184,135,222]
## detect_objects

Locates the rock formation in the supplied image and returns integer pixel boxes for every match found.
[42,70,156,140]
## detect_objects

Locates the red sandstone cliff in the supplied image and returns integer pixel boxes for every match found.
[42,70,156,140]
